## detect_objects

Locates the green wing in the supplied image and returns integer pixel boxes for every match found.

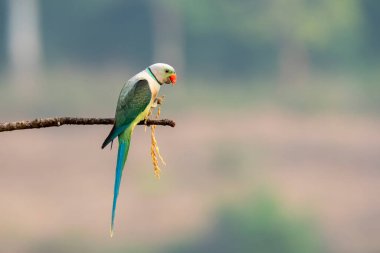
[102,79,151,148]
[115,79,152,127]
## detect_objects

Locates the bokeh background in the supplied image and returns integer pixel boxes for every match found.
[0,0,379,252]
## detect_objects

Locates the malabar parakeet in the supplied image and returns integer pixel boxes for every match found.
[102,63,176,236]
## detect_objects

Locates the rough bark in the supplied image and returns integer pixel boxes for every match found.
[0,117,175,132]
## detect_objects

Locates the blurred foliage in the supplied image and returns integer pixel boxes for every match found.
[361,0,380,58]
[178,0,360,44]
[0,0,6,71]
[0,0,373,77]
[164,193,325,253]
[40,0,153,69]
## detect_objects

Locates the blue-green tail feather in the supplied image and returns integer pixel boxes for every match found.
[110,129,132,237]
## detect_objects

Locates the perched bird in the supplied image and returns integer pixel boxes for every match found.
[102,63,176,236]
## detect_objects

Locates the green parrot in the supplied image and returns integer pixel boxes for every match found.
[102,63,176,236]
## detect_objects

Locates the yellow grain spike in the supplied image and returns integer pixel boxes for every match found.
[150,107,166,179]
[153,108,166,165]
[151,125,161,179]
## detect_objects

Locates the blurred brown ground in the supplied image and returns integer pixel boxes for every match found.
[0,109,379,252]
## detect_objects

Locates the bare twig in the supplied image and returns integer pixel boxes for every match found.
[0,117,175,132]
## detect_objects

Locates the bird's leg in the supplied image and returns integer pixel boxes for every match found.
[151,96,165,108]
[144,110,152,132]
[145,96,164,131]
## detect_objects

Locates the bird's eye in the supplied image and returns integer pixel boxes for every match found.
[165,69,169,73]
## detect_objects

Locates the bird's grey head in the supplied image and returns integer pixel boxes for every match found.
[148,63,176,85]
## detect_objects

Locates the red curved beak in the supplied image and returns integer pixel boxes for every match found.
[169,74,176,86]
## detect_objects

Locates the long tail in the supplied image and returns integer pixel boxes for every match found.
[110,127,132,237]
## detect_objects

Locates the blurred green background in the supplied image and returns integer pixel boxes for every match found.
[0,0,379,252]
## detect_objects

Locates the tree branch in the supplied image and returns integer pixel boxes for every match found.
[0,117,175,132]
